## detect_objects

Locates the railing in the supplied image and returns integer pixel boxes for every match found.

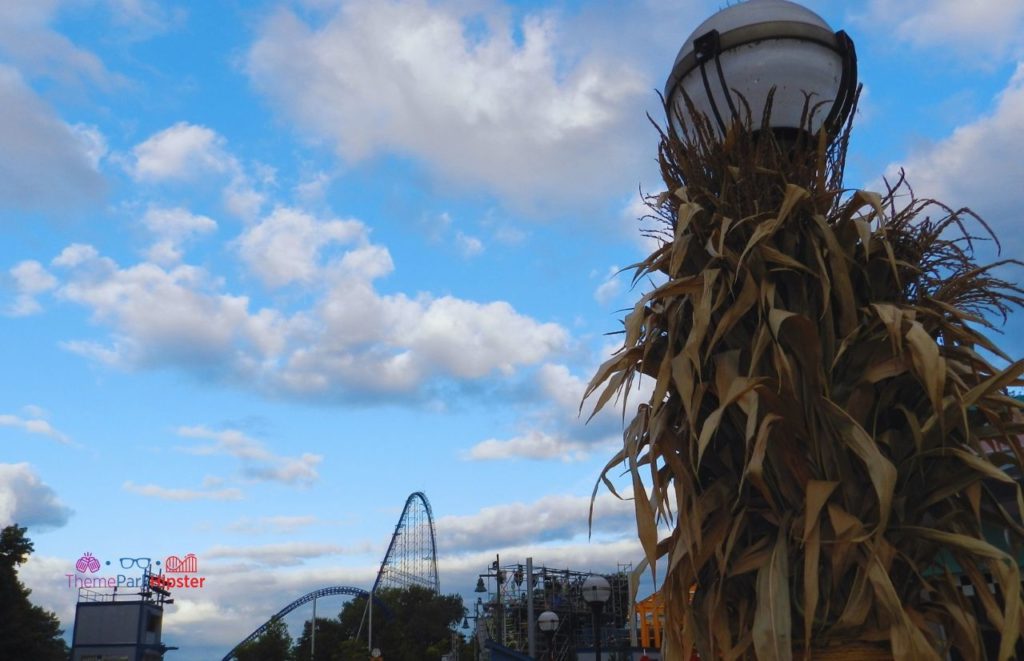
[77,587,155,603]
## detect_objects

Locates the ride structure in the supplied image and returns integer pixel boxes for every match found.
[471,560,635,660]
[374,491,440,593]
[222,491,440,660]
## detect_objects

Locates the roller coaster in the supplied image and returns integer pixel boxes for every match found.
[221,492,439,660]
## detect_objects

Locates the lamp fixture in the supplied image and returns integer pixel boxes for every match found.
[665,0,856,141]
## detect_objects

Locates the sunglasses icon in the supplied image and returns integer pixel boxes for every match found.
[120,557,151,569]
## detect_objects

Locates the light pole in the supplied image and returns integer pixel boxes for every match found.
[474,597,483,661]
[462,597,484,661]
[475,554,504,648]
[524,558,535,659]
[581,575,610,661]
[537,611,558,661]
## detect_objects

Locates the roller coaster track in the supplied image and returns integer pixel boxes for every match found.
[221,587,371,661]
[374,491,440,593]
[222,492,440,659]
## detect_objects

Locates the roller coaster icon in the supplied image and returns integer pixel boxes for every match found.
[222,492,439,660]
[164,553,197,573]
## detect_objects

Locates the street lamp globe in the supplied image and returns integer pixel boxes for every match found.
[581,575,612,606]
[537,610,559,633]
[664,0,856,140]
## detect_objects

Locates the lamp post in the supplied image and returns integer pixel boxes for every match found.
[664,0,857,142]
[475,554,504,647]
[537,611,558,661]
[581,575,611,661]
[463,597,484,661]
[525,557,535,658]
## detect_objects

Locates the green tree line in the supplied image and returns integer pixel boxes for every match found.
[234,585,470,661]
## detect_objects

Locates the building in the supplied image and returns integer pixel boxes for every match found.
[70,572,176,661]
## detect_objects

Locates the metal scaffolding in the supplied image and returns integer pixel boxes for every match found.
[473,560,635,660]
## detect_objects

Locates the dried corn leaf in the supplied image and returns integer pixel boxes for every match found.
[585,94,1024,660]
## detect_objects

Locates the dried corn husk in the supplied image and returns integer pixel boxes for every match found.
[586,93,1024,660]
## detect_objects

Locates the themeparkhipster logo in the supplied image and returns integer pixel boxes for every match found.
[66,552,207,590]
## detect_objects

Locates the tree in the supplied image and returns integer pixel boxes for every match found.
[376,587,465,660]
[0,524,70,661]
[336,587,465,661]
[234,617,294,661]
[292,616,347,661]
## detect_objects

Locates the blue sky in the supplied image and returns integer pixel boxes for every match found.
[2,1,1023,659]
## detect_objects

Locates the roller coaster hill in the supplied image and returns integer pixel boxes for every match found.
[223,492,440,660]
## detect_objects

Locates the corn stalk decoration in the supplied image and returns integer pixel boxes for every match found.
[585,96,1024,660]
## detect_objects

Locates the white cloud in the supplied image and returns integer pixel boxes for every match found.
[178,426,277,460]
[122,480,244,501]
[885,63,1024,260]
[70,123,109,168]
[419,211,486,256]
[141,206,217,264]
[52,243,100,268]
[0,412,70,444]
[466,431,590,462]
[464,362,636,462]
[102,0,185,39]
[337,244,394,281]
[0,65,105,213]
[294,170,331,203]
[44,237,566,402]
[277,286,567,396]
[144,241,182,265]
[405,298,567,379]
[247,0,648,207]
[421,211,453,243]
[204,541,364,567]
[53,249,286,369]
[0,4,114,88]
[593,278,621,306]
[130,122,236,181]
[0,463,72,529]
[236,206,368,288]
[21,404,47,418]
[228,515,319,535]
[493,224,527,245]
[177,425,322,487]
[129,123,269,220]
[858,0,1024,64]
[245,454,321,485]
[435,492,635,553]
[143,206,218,239]
[223,180,266,220]
[20,555,77,632]
[7,260,58,316]
[455,231,484,258]
[593,265,623,306]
